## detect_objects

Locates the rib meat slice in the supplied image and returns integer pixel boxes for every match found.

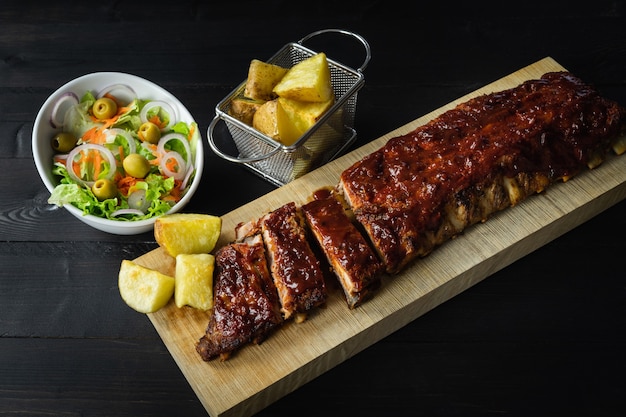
[339,71,626,274]
[301,191,383,308]
[259,202,327,321]
[196,234,283,361]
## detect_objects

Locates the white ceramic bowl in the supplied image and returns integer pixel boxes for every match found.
[32,72,203,235]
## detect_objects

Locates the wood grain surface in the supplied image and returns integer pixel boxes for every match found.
[3,2,626,416]
[132,57,626,417]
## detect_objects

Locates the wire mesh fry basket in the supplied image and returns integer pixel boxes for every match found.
[207,29,371,186]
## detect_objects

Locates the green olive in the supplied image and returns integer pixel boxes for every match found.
[91,178,118,201]
[92,97,118,120]
[51,132,78,153]
[123,153,151,178]
[138,122,161,144]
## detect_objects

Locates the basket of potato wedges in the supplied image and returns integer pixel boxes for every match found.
[207,29,371,186]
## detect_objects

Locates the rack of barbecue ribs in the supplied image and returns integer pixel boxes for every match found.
[339,71,626,273]
[197,71,626,361]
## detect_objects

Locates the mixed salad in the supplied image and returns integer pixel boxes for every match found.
[47,84,199,221]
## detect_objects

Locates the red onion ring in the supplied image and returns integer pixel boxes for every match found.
[140,100,177,131]
[66,143,117,187]
[140,141,157,156]
[157,133,192,166]
[111,208,145,218]
[96,84,137,104]
[159,151,186,180]
[49,92,79,128]
[180,163,194,191]
[54,153,69,163]
[105,128,136,155]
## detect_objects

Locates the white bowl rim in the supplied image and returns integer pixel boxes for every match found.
[32,72,204,235]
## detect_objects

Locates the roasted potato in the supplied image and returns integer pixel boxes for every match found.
[238,53,336,146]
[273,53,333,102]
[175,253,215,310]
[154,213,222,257]
[276,97,335,145]
[244,59,288,101]
[229,97,265,125]
[118,260,175,314]
[252,99,280,139]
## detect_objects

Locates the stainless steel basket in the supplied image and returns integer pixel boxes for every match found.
[207,29,371,186]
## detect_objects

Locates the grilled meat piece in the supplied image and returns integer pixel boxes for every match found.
[340,71,626,274]
[301,191,383,308]
[196,234,283,361]
[260,202,327,321]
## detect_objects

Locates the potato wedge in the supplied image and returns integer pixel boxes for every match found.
[118,260,175,314]
[229,97,265,125]
[244,59,288,101]
[154,213,222,257]
[273,53,333,102]
[252,99,280,139]
[276,97,334,145]
[252,97,335,145]
[175,253,215,310]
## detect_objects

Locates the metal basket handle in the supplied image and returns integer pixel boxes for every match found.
[207,116,283,164]
[299,28,371,72]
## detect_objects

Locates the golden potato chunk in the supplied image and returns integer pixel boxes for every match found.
[118,260,175,314]
[175,253,215,310]
[244,59,288,101]
[229,97,265,125]
[154,213,222,257]
[276,97,335,145]
[273,53,333,102]
[252,99,280,139]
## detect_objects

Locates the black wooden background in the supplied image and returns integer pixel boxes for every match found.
[1,1,625,416]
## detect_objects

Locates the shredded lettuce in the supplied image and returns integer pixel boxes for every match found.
[113,99,141,131]
[49,162,177,220]
[64,101,96,139]
[48,91,197,222]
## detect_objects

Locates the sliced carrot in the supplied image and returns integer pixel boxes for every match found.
[116,175,139,197]
[187,123,196,141]
[53,155,67,164]
[93,150,102,180]
[73,149,87,177]
[72,160,81,177]
[103,93,120,105]
[82,126,106,145]
[118,145,125,162]
[143,143,161,166]
[148,114,167,129]
[165,155,180,174]
[167,181,183,202]
[117,105,132,114]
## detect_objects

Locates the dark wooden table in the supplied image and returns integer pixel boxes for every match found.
[2,1,625,416]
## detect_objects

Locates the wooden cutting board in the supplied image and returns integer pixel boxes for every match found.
[134,57,626,417]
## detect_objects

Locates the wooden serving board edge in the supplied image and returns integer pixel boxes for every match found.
[138,56,626,417]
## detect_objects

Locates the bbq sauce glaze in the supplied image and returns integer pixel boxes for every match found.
[196,237,283,361]
[340,71,625,272]
[261,202,327,311]
[302,193,383,294]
